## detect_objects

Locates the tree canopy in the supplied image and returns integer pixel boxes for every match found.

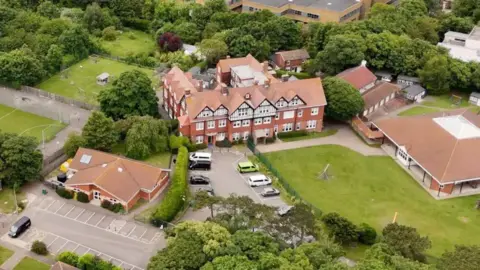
[322,77,364,121]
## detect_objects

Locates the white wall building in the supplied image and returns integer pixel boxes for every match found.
[438,26,480,62]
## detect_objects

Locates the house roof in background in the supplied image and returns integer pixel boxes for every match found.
[336,65,377,90]
[362,82,400,109]
[248,0,360,12]
[275,49,310,62]
[374,109,480,183]
[403,84,426,96]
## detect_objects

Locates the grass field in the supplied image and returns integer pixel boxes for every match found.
[0,104,66,142]
[398,106,442,116]
[263,145,480,258]
[13,257,49,270]
[101,29,156,58]
[0,189,26,214]
[422,94,471,109]
[280,129,338,142]
[37,58,156,105]
[0,246,13,265]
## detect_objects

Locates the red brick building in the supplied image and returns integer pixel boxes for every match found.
[271,49,310,72]
[162,55,327,144]
[65,148,169,212]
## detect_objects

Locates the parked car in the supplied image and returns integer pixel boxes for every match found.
[248,174,272,187]
[196,186,215,196]
[8,216,31,238]
[190,175,210,185]
[237,162,259,173]
[260,187,280,197]
[277,205,293,216]
[189,152,212,162]
[189,160,211,170]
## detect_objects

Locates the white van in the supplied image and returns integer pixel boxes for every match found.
[189,152,212,162]
[248,174,272,187]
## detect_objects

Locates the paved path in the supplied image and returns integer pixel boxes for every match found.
[0,87,91,157]
[0,240,55,269]
[256,125,386,156]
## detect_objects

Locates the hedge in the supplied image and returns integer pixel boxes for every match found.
[151,146,188,225]
[277,130,308,139]
[58,251,121,270]
[275,69,313,80]
[56,188,73,199]
[101,200,124,213]
[31,240,48,255]
[76,192,89,203]
[215,139,232,148]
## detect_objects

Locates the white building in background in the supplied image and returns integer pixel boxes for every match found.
[438,26,480,62]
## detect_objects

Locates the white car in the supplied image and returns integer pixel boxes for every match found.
[189,152,212,162]
[248,174,272,187]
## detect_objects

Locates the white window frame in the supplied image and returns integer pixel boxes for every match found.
[297,110,303,117]
[196,122,204,131]
[275,113,280,120]
[218,119,227,127]
[311,107,319,115]
[254,118,262,125]
[306,120,317,129]
[243,131,249,140]
[264,117,271,124]
[233,121,241,128]
[282,123,293,132]
[242,120,250,127]
[195,136,204,144]
[296,122,301,130]
[207,120,215,129]
[232,132,240,141]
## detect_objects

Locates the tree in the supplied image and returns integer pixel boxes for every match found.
[38,18,71,36]
[125,117,168,159]
[81,111,118,152]
[193,190,223,218]
[418,55,451,95]
[158,32,183,52]
[382,223,431,262]
[59,25,92,60]
[448,59,472,91]
[57,251,79,267]
[282,203,317,247]
[406,17,439,44]
[358,223,377,245]
[398,0,428,19]
[438,14,474,39]
[229,34,271,61]
[83,3,120,33]
[64,133,86,158]
[317,34,366,75]
[203,255,259,270]
[263,17,302,51]
[199,39,228,65]
[359,243,434,270]
[453,0,479,17]
[321,212,358,244]
[172,22,201,44]
[45,44,63,74]
[322,77,364,121]
[297,240,345,269]
[0,132,43,188]
[232,230,279,260]
[0,46,45,86]
[37,1,60,19]
[438,245,480,270]
[98,70,158,121]
[102,26,117,41]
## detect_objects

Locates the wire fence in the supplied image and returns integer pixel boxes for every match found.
[247,139,322,215]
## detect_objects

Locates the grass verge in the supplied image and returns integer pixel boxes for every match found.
[0,246,13,265]
[280,129,338,142]
[13,257,49,270]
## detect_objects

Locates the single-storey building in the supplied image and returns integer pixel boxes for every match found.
[374,109,480,198]
[469,92,480,106]
[397,75,420,87]
[403,84,426,102]
[96,73,109,86]
[65,148,169,212]
[374,71,393,82]
[271,49,310,72]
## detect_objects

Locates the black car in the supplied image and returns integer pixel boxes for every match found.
[190,175,210,185]
[8,216,31,238]
[189,160,211,170]
[260,187,280,197]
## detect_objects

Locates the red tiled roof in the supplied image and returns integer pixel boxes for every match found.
[165,67,201,104]
[362,82,401,109]
[276,49,310,62]
[336,65,377,90]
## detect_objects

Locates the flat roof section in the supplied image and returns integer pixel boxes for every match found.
[468,26,480,41]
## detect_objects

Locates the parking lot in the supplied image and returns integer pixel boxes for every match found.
[189,150,287,208]
[35,197,162,244]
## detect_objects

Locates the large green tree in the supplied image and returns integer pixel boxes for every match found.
[37,1,60,19]
[418,55,451,95]
[98,70,158,121]
[382,223,431,262]
[322,77,364,121]
[438,245,480,270]
[0,46,45,86]
[321,212,358,245]
[81,111,118,152]
[199,39,228,65]
[317,34,366,75]
[59,25,93,60]
[125,117,168,160]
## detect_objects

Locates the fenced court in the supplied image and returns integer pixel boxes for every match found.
[36,57,157,105]
[0,104,66,142]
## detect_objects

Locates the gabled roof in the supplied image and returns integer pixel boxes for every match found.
[362,82,401,109]
[336,65,377,90]
[217,54,278,82]
[165,67,201,104]
[374,109,480,183]
[67,148,169,202]
[275,49,310,62]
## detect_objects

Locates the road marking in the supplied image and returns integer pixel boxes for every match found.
[75,209,85,220]
[139,229,148,239]
[55,203,66,214]
[47,236,59,248]
[65,206,75,216]
[84,248,91,255]
[96,216,105,226]
[46,199,56,210]
[231,157,265,203]
[55,241,68,253]
[72,243,80,252]
[85,213,95,223]
[127,226,136,237]
[116,221,127,232]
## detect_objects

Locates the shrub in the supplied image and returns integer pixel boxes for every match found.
[111,203,124,213]
[169,135,190,154]
[57,251,79,266]
[101,200,112,210]
[358,223,377,245]
[151,146,188,225]
[322,212,359,244]
[76,192,89,203]
[215,139,232,148]
[56,188,73,199]
[102,26,117,41]
[277,130,308,139]
[265,137,276,144]
[64,133,86,158]
[196,143,208,150]
[31,240,48,255]
[77,253,95,269]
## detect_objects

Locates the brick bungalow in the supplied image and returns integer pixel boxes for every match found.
[271,49,310,72]
[65,148,169,212]
[374,109,480,198]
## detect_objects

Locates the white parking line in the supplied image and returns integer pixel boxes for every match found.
[127,226,136,237]
[47,236,59,248]
[96,216,105,226]
[85,213,95,223]
[231,157,265,203]
[46,199,56,210]
[75,209,85,219]
[55,203,66,214]
[139,229,148,239]
[65,206,75,216]
[55,241,68,253]
[72,243,80,252]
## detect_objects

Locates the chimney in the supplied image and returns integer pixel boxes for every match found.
[244,93,251,100]
[263,61,269,73]
[360,60,367,67]
[197,82,203,92]
[221,83,229,96]
[264,78,271,88]
[185,89,191,96]
[281,74,289,82]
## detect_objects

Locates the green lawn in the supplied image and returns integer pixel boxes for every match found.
[37,57,156,105]
[263,145,480,258]
[398,106,442,116]
[13,257,50,270]
[0,246,13,265]
[0,104,65,142]
[101,29,156,58]
[0,189,26,214]
[144,152,172,168]
[281,129,338,142]
[422,94,472,109]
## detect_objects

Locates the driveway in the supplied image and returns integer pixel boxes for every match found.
[256,125,385,156]
[2,195,165,269]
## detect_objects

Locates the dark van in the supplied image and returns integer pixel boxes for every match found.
[189,160,211,170]
[8,216,31,238]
